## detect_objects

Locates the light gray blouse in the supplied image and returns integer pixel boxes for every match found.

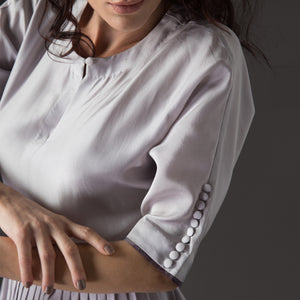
[0,0,255,299]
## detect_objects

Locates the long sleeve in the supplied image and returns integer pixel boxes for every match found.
[125,28,255,285]
[0,0,38,98]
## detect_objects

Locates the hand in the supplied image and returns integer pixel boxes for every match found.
[0,183,115,294]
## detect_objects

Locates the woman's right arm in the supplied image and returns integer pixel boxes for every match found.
[0,236,178,294]
[0,182,177,294]
[0,182,116,293]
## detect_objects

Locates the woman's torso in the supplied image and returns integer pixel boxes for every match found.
[0,0,242,298]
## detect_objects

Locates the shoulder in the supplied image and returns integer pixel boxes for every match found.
[163,13,245,76]
[0,0,41,29]
[152,12,253,112]
[0,0,49,42]
[0,0,40,11]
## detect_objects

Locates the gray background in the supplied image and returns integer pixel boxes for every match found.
[0,0,299,299]
[182,0,300,299]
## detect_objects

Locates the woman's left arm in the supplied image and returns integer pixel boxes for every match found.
[0,236,178,293]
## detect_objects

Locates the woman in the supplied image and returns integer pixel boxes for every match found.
[0,0,256,299]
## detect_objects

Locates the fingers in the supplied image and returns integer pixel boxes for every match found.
[51,230,87,290]
[68,223,115,255]
[15,232,33,288]
[9,211,114,292]
[35,226,55,295]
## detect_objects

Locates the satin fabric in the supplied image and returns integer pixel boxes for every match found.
[0,0,254,298]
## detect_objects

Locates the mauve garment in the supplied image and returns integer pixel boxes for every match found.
[0,0,255,299]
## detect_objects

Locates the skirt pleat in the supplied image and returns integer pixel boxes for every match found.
[0,279,186,300]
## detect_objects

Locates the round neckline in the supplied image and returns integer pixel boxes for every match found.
[76,1,169,60]
[48,0,188,78]
[73,1,185,61]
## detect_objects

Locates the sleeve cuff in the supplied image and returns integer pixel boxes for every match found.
[124,237,183,287]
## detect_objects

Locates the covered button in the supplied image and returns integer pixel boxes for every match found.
[187,227,195,237]
[163,258,173,268]
[169,250,180,260]
[190,219,199,228]
[199,192,209,201]
[181,235,190,244]
[175,242,185,252]
[193,210,203,220]
[203,183,212,193]
[85,57,94,66]
[197,200,206,210]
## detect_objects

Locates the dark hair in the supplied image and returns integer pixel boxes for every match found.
[41,0,267,62]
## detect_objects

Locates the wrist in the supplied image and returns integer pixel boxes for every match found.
[0,237,20,280]
[0,183,11,208]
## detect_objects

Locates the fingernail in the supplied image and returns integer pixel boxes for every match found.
[77,279,86,290]
[104,244,115,255]
[44,286,54,294]
[25,281,32,288]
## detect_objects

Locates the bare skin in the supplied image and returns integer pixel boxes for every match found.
[0,182,114,292]
[0,183,178,294]
[0,237,177,293]
[78,0,169,57]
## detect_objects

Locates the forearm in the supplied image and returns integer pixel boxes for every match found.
[0,237,178,293]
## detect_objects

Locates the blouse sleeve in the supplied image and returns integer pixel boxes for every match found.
[125,32,255,286]
[0,0,37,98]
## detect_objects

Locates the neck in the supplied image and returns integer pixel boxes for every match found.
[78,3,169,58]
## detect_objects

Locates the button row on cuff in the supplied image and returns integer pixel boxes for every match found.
[199,192,209,201]
[169,250,180,260]
[190,219,199,228]
[175,242,185,252]
[193,210,202,220]
[197,200,206,210]
[181,235,190,244]
[202,183,212,193]
[163,183,213,269]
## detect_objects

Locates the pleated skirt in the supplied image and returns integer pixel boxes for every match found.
[0,279,186,300]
